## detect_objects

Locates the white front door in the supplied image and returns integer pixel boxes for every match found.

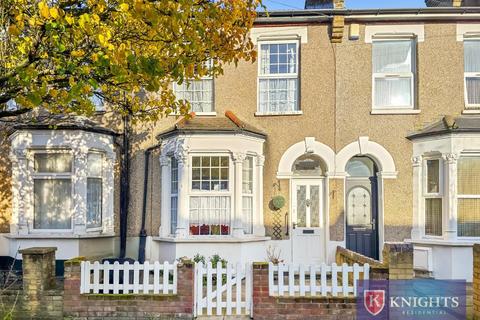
[291,179,325,264]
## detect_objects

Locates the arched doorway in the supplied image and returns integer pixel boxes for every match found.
[290,153,327,264]
[345,156,379,259]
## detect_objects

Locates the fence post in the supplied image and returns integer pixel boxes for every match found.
[20,247,57,297]
[176,259,195,316]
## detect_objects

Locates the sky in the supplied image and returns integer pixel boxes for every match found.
[262,0,426,10]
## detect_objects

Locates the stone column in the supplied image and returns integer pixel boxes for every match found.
[175,144,189,238]
[159,155,171,237]
[10,148,29,234]
[411,156,423,239]
[20,247,57,297]
[232,152,246,237]
[382,242,414,280]
[73,148,88,235]
[254,155,266,236]
[443,153,458,241]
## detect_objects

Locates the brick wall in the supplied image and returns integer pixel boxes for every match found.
[0,247,63,319]
[474,244,480,319]
[336,243,414,281]
[252,262,357,320]
[63,258,194,320]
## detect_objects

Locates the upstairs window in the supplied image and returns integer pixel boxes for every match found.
[464,39,480,108]
[173,79,214,113]
[258,41,299,114]
[372,39,415,110]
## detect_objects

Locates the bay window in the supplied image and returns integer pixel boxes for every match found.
[457,156,480,237]
[258,41,299,114]
[372,39,415,110]
[424,159,442,237]
[87,153,103,229]
[242,157,254,234]
[464,39,480,108]
[33,152,73,230]
[189,156,231,235]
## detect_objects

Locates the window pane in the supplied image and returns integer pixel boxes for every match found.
[347,186,371,226]
[373,40,413,73]
[426,159,440,194]
[296,185,307,228]
[242,157,253,194]
[458,157,480,195]
[466,77,480,105]
[374,77,412,107]
[87,178,102,229]
[465,40,480,73]
[258,78,298,113]
[170,157,178,234]
[189,196,231,235]
[173,79,214,113]
[310,185,320,228]
[34,179,72,229]
[346,157,375,177]
[87,153,103,177]
[425,198,442,236]
[458,198,480,237]
[293,154,324,175]
[243,196,253,234]
[171,196,178,234]
[260,43,297,75]
[191,156,229,191]
[34,153,72,173]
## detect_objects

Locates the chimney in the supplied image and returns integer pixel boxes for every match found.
[305,0,344,9]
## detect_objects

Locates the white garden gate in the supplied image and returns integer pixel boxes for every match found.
[194,262,252,317]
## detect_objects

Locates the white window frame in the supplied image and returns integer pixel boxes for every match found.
[170,156,178,235]
[463,37,480,110]
[188,153,234,236]
[30,149,74,233]
[242,156,255,234]
[371,37,417,112]
[422,157,443,239]
[456,153,480,239]
[86,151,104,232]
[256,39,301,116]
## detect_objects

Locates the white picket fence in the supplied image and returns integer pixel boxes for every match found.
[195,262,252,317]
[269,262,369,297]
[80,261,177,294]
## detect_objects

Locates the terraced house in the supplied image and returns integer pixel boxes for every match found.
[2,0,480,283]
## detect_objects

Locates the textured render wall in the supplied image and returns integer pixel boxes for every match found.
[0,130,12,234]
[335,22,466,242]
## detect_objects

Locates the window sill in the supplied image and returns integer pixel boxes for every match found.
[169,112,216,117]
[152,236,270,243]
[5,232,115,239]
[462,109,480,114]
[371,109,420,115]
[255,111,303,117]
[406,238,478,247]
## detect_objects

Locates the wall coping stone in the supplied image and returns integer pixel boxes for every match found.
[19,247,57,255]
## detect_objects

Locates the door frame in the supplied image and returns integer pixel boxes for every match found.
[343,174,384,261]
[289,177,329,263]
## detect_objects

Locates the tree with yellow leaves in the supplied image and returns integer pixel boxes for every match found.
[0,0,261,120]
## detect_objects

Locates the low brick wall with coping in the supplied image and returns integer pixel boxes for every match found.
[63,257,194,320]
[252,262,357,320]
[336,242,414,280]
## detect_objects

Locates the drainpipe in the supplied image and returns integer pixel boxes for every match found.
[138,144,162,263]
[119,113,130,259]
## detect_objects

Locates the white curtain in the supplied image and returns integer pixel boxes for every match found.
[189,196,231,235]
[173,79,213,113]
[458,157,480,237]
[259,78,298,113]
[373,40,413,73]
[374,78,412,107]
[242,196,253,234]
[87,178,102,228]
[466,77,480,105]
[425,198,442,236]
[34,179,72,229]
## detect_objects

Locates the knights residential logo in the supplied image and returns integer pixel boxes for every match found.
[357,280,466,320]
